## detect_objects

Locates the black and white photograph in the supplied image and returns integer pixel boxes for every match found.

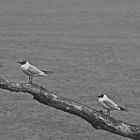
[0,0,140,140]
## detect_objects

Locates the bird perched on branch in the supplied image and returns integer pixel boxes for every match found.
[18,61,53,84]
[97,94,128,117]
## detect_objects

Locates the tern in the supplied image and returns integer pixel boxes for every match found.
[97,94,128,117]
[18,61,53,84]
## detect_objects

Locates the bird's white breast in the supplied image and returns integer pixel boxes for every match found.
[99,98,111,110]
[21,64,31,76]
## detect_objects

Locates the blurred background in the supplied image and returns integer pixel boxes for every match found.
[0,0,140,139]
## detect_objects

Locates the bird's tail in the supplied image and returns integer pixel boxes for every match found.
[119,106,129,112]
[41,70,54,75]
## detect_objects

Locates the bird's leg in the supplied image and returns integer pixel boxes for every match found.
[107,110,110,117]
[29,76,31,83]
[30,76,33,84]
[29,76,33,84]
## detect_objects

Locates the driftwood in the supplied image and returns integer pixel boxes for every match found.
[0,77,139,140]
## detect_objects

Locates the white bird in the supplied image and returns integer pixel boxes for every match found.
[18,61,53,84]
[97,94,128,117]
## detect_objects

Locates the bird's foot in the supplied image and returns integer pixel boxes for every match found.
[99,110,104,114]
[40,86,45,93]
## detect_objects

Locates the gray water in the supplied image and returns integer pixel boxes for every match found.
[0,0,139,139]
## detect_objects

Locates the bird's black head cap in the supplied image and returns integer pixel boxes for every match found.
[97,94,105,98]
[17,61,27,65]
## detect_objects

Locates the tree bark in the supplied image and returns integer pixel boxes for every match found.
[0,77,139,140]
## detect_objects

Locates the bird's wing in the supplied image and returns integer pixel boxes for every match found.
[27,65,42,75]
[41,70,54,74]
[103,100,119,110]
[117,105,129,112]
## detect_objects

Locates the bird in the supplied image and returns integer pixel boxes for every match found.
[97,94,128,117]
[18,61,53,84]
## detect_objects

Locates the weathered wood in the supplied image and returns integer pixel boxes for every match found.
[0,77,139,140]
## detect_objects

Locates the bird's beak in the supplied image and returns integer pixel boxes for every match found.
[17,61,22,64]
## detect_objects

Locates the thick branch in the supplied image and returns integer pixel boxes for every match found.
[0,78,139,140]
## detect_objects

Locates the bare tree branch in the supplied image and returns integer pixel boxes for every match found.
[0,77,139,140]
